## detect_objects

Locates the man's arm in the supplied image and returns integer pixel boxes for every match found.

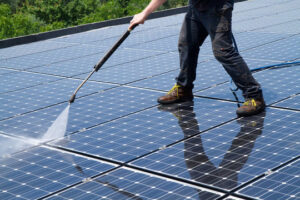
[129,0,167,30]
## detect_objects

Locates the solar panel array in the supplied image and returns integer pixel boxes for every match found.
[0,0,300,199]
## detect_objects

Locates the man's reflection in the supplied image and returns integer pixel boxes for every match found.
[158,101,266,190]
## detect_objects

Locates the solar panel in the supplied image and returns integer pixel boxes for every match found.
[0,68,17,75]
[1,0,300,199]
[236,159,300,200]
[274,94,300,110]
[0,135,33,158]
[131,35,181,53]
[0,78,114,121]
[0,41,74,60]
[130,108,300,191]
[0,86,158,138]
[51,24,130,44]
[49,99,237,163]
[196,65,300,105]
[130,58,278,92]
[75,53,181,84]
[257,19,300,35]
[0,44,108,70]
[29,47,163,78]
[233,31,292,52]
[46,167,224,200]
[242,34,300,62]
[233,9,300,32]
[0,146,117,200]
[87,25,181,48]
[0,71,61,95]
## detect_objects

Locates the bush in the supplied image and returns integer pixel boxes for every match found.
[0,3,43,39]
[0,0,187,40]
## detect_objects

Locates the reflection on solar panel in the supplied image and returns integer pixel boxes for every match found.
[0,0,300,199]
[49,99,237,162]
[130,109,300,191]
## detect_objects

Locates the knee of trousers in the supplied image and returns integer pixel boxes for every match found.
[212,46,237,62]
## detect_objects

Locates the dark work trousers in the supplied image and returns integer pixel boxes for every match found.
[176,3,263,99]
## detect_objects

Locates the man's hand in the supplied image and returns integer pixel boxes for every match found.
[129,12,147,30]
[128,0,167,30]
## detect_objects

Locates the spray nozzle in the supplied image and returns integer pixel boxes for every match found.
[69,94,76,103]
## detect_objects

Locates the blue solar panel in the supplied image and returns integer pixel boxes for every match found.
[49,99,237,162]
[0,135,33,158]
[274,94,300,111]
[75,53,181,84]
[233,31,292,52]
[258,19,300,34]
[131,35,181,53]
[242,34,300,62]
[130,58,278,92]
[196,65,300,105]
[47,167,224,200]
[0,45,108,70]
[0,87,158,138]
[51,24,130,44]
[1,0,300,199]
[236,159,300,200]
[130,108,300,191]
[0,71,61,94]
[0,68,17,75]
[0,41,74,60]
[29,48,163,78]
[0,146,116,200]
[233,8,300,32]
[88,25,181,48]
[0,79,114,121]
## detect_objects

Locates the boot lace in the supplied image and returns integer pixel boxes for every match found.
[167,84,181,96]
[243,99,257,107]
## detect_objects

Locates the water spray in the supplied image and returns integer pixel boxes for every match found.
[69,25,138,104]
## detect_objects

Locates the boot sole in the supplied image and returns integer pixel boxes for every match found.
[157,96,194,105]
[236,105,266,117]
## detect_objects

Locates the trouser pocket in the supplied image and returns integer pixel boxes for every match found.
[215,3,233,32]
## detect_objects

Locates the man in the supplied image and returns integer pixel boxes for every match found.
[129,0,265,117]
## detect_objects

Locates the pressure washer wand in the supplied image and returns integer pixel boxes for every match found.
[69,25,138,104]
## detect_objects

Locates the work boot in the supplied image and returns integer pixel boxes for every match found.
[157,84,193,104]
[236,98,266,117]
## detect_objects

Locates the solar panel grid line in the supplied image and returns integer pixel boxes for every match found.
[256,20,300,35]
[232,32,298,55]
[44,166,225,200]
[1,0,300,199]
[218,157,300,199]
[272,94,300,111]
[47,99,239,165]
[0,44,109,70]
[85,25,182,48]
[235,158,300,200]
[196,65,300,106]
[48,108,238,167]
[233,2,300,24]
[240,34,300,62]
[129,108,300,195]
[0,72,65,95]
[233,0,295,14]
[233,19,300,32]
[0,145,118,200]
[0,80,117,122]
[0,41,78,61]
[72,52,179,84]
[0,86,162,139]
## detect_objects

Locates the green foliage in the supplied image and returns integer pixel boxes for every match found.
[0,0,188,40]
